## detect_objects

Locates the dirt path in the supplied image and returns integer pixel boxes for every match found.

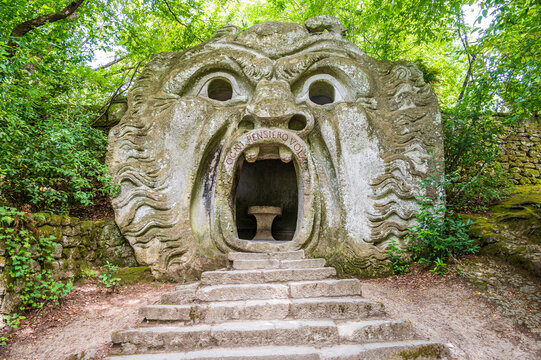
[361,261,541,360]
[0,281,176,360]
[1,258,539,360]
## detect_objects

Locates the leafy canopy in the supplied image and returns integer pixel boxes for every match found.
[0,0,539,214]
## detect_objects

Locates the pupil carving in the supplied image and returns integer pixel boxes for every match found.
[309,80,334,105]
[208,78,233,101]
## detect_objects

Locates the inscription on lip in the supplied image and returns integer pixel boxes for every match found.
[225,129,307,166]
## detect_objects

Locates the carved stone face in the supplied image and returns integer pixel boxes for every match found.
[107,17,444,279]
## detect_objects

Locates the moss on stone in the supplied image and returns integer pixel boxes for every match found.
[464,185,541,277]
[116,266,154,285]
[398,343,448,359]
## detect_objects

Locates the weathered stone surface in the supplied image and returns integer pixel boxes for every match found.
[106,16,444,279]
[196,284,289,302]
[211,320,339,347]
[232,258,326,270]
[161,282,199,304]
[105,342,450,360]
[110,249,450,359]
[201,268,336,285]
[499,123,541,185]
[337,319,414,342]
[289,279,361,298]
[290,298,384,320]
[141,298,383,323]
[228,251,305,261]
[467,185,541,277]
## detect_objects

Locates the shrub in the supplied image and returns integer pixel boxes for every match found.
[387,239,410,274]
[0,206,74,311]
[99,261,121,292]
[0,35,115,214]
[407,176,479,272]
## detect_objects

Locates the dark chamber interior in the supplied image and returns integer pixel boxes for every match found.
[234,159,298,241]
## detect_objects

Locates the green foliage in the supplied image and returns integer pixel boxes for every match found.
[99,261,121,292]
[429,258,448,275]
[0,313,25,346]
[0,4,116,213]
[0,206,74,311]
[80,267,99,279]
[387,239,410,274]
[407,177,479,273]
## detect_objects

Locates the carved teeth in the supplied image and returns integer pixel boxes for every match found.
[244,146,260,163]
[279,146,293,163]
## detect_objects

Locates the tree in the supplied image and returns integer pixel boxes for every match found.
[0,0,538,214]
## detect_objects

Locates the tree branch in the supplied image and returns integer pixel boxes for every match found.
[8,0,86,54]
[92,61,144,124]
[163,0,189,27]
[456,10,477,102]
[99,57,126,69]
[162,0,203,42]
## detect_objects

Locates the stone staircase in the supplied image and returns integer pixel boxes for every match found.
[107,251,450,359]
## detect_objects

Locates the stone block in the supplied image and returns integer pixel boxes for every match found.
[201,268,336,285]
[63,224,81,236]
[38,225,62,242]
[228,250,305,261]
[210,320,338,348]
[196,284,289,302]
[51,242,63,259]
[232,258,325,270]
[112,325,213,353]
[161,282,199,304]
[291,298,385,320]
[289,279,361,298]
[337,319,414,342]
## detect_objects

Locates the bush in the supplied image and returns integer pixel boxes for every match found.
[387,239,410,274]
[407,176,479,272]
[0,206,74,311]
[0,35,115,214]
[99,261,121,292]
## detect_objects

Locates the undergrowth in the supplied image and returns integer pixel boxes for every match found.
[0,206,74,345]
[388,175,479,275]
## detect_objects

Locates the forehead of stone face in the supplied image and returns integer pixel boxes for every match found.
[235,22,310,51]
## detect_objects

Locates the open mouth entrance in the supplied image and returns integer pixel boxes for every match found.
[233,158,298,241]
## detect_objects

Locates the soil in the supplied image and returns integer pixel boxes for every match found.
[361,259,541,360]
[0,280,176,360]
[69,197,115,221]
[1,258,539,360]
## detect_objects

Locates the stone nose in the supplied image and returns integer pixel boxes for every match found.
[242,80,313,136]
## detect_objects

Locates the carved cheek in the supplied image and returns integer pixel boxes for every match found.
[333,103,375,154]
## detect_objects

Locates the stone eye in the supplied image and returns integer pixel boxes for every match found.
[295,74,346,106]
[309,80,335,105]
[207,78,233,101]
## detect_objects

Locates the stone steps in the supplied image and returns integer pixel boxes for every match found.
[201,267,337,285]
[228,250,305,261]
[107,341,449,360]
[160,279,362,304]
[112,319,415,354]
[108,250,450,359]
[232,258,326,270]
[140,297,384,322]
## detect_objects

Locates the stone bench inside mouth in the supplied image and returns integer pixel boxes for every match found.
[248,206,282,240]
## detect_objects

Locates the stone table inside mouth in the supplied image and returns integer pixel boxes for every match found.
[248,206,283,240]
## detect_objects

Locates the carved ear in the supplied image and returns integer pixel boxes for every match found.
[305,15,347,37]
[212,24,241,39]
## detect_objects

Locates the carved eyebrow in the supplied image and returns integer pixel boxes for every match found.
[163,50,273,95]
[275,52,353,83]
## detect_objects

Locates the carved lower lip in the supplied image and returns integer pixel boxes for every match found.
[217,128,318,252]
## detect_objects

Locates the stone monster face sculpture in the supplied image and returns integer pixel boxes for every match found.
[107,17,444,279]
